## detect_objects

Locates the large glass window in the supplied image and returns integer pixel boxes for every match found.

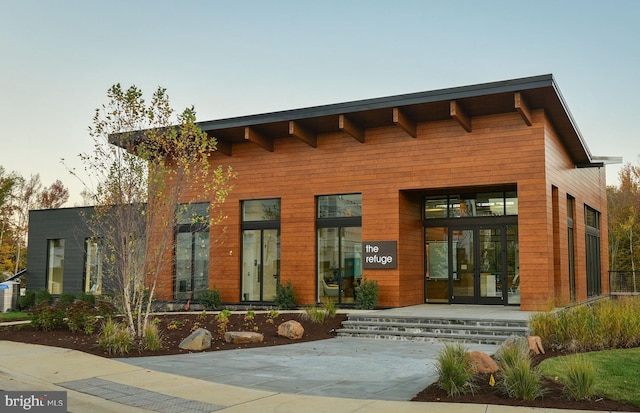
[425,192,518,219]
[174,203,210,300]
[242,199,281,302]
[317,194,362,304]
[585,205,601,297]
[47,239,64,294]
[84,238,102,294]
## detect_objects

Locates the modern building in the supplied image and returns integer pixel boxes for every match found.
[27,74,612,311]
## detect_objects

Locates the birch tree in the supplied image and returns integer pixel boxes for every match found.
[76,84,235,338]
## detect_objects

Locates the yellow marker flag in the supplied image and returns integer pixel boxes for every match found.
[489,374,495,387]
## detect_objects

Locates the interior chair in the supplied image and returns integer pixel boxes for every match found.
[322,279,339,297]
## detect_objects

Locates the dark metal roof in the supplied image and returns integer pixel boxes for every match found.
[195,74,594,164]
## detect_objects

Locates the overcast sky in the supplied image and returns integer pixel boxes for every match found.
[1,0,638,206]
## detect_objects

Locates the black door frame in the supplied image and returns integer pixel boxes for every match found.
[448,225,506,305]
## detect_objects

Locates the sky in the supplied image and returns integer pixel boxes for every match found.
[1,0,638,206]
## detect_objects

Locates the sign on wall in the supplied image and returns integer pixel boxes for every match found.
[363,241,397,269]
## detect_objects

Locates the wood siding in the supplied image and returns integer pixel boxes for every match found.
[150,109,609,311]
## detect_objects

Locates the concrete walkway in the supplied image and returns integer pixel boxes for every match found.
[1,340,616,413]
[119,337,496,401]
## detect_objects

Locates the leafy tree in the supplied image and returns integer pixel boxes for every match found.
[38,180,69,209]
[608,162,640,280]
[10,174,69,274]
[0,167,18,276]
[74,84,235,339]
[0,167,69,276]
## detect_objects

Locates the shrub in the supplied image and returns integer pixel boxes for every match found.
[563,355,597,400]
[266,309,279,324]
[496,339,544,400]
[275,281,297,310]
[215,309,232,334]
[98,319,132,355]
[18,290,36,310]
[243,310,257,330]
[57,292,76,309]
[435,343,477,397]
[142,322,163,351]
[95,299,118,319]
[355,277,378,310]
[29,302,65,331]
[34,289,52,306]
[65,300,98,334]
[197,288,222,311]
[76,292,96,306]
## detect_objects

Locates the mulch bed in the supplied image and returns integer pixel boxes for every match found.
[0,312,347,358]
[412,350,640,411]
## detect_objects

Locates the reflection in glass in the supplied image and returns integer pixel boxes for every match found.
[317,194,362,218]
[317,227,362,303]
[84,239,102,294]
[452,229,474,299]
[47,239,65,294]
[242,229,280,301]
[425,227,448,302]
[242,199,281,221]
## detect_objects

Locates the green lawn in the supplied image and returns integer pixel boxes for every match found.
[539,347,640,406]
[0,312,29,321]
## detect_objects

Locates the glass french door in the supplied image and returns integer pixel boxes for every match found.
[242,229,280,302]
[450,226,505,304]
[318,227,362,304]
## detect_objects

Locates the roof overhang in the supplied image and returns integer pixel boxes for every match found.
[195,74,597,164]
[113,74,604,165]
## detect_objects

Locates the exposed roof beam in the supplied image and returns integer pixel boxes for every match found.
[514,92,532,126]
[288,121,317,148]
[392,107,417,138]
[338,114,365,143]
[244,127,274,152]
[206,132,232,156]
[450,100,471,132]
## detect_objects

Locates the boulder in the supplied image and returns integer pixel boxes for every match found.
[179,328,212,351]
[224,331,264,344]
[277,320,304,340]
[468,350,499,374]
[528,336,545,355]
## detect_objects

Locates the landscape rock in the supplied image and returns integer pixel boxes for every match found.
[277,320,304,340]
[224,331,264,344]
[528,335,545,355]
[468,350,499,374]
[178,328,212,351]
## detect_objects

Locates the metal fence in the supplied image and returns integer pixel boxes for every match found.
[609,271,640,295]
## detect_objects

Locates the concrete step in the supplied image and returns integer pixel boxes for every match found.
[336,315,529,345]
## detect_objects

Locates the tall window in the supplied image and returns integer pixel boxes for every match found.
[175,203,210,300]
[47,239,65,294]
[317,194,362,304]
[241,199,281,302]
[585,205,601,297]
[84,238,103,294]
[567,196,576,302]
